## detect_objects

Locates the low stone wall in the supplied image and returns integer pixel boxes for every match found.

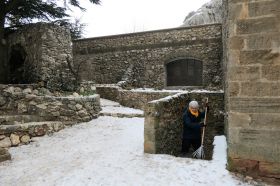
[28,95,100,122]
[0,121,65,148]
[144,91,224,159]
[96,85,182,110]
[95,85,120,103]
[0,84,101,122]
[0,84,101,149]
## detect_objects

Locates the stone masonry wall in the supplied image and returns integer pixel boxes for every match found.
[144,92,224,159]
[96,85,179,110]
[224,0,280,181]
[73,24,223,89]
[0,84,100,122]
[7,23,77,91]
[0,84,100,149]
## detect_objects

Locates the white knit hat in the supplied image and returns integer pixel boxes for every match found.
[189,100,199,109]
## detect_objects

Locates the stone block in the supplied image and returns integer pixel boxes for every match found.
[228,112,250,128]
[259,161,280,178]
[228,50,240,66]
[229,97,280,113]
[10,134,20,146]
[227,82,240,97]
[227,66,260,81]
[228,3,243,21]
[34,125,47,136]
[0,147,8,155]
[248,1,280,18]
[144,141,156,154]
[228,128,280,162]
[0,137,12,148]
[229,36,244,50]
[247,33,280,50]
[0,153,11,163]
[0,95,6,106]
[53,122,64,132]
[227,157,259,176]
[240,82,280,97]
[262,65,280,81]
[20,135,30,144]
[250,113,280,129]
[239,50,279,65]
[236,17,278,35]
[228,0,254,3]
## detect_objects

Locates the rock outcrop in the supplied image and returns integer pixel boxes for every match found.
[181,0,222,27]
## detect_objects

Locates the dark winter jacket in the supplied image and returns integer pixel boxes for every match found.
[182,108,206,139]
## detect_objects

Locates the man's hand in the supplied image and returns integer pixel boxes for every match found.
[200,122,206,127]
[204,102,210,111]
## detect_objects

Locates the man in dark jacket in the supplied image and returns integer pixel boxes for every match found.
[181,100,208,156]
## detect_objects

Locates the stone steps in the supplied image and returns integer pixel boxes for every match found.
[0,115,45,125]
[100,98,120,107]
[100,99,144,118]
[100,105,144,118]
[100,112,144,118]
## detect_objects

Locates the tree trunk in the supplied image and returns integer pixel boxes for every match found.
[0,13,8,83]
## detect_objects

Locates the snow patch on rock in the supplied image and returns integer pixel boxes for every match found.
[181,0,222,27]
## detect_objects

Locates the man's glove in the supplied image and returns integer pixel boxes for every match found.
[203,102,210,111]
[200,122,206,127]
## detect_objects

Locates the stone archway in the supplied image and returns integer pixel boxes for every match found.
[9,44,27,84]
[165,58,203,87]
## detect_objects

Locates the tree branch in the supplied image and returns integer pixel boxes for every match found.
[5,0,20,14]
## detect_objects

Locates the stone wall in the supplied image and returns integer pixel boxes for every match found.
[73,24,223,89]
[224,0,280,181]
[0,84,101,122]
[0,84,100,148]
[96,85,180,110]
[144,91,224,159]
[7,23,77,91]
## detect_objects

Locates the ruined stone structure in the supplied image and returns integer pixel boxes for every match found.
[6,23,77,91]
[73,24,223,90]
[223,0,280,181]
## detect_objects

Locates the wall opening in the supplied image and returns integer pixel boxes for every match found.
[9,44,27,84]
[166,58,203,87]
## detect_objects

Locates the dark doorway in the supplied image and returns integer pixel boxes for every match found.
[166,58,203,86]
[9,44,27,84]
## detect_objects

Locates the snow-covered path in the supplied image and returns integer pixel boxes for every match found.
[0,99,252,186]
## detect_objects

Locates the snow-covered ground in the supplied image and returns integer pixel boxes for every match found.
[0,100,253,186]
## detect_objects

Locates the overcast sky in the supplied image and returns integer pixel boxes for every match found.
[72,0,210,38]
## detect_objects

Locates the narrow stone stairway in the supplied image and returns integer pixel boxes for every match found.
[100,99,144,118]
